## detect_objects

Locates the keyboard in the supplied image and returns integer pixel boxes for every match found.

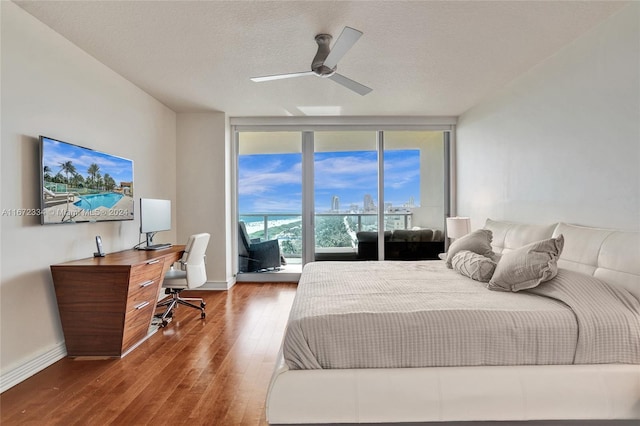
[143,243,172,250]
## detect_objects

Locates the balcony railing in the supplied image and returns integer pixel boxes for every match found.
[239,212,413,260]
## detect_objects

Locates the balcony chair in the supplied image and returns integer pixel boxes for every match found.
[238,221,282,272]
[155,232,210,327]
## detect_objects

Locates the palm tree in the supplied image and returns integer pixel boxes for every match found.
[43,165,52,181]
[87,163,100,189]
[96,173,103,191]
[71,173,85,189]
[103,174,116,191]
[58,161,77,185]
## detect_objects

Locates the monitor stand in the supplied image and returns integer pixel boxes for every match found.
[145,232,154,248]
[141,232,171,251]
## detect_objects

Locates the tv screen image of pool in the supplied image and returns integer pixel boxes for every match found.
[40,136,134,224]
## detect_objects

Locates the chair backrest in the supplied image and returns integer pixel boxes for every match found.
[181,233,210,289]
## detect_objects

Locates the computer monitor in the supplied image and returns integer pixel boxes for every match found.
[139,198,171,248]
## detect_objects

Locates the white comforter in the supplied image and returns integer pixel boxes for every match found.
[283,261,640,370]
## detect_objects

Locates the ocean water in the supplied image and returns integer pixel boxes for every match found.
[239,215,301,223]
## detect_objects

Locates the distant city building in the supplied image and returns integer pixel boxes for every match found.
[388,205,412,214]
[363,194,376,212]
[404,196,415,208]
[349,203,359,213]
[331,195,340,212]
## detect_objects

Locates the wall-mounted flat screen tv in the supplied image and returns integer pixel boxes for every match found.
[40,136,134,224]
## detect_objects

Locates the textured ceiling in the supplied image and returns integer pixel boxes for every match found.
[15,0,627,117]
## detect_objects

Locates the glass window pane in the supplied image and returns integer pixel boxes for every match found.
[383,131,446,259]
[314,131,378,260]
[237,132,302,268]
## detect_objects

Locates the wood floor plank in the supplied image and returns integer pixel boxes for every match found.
[0,283,297,426]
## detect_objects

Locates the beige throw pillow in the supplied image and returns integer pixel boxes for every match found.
[445,229,495,269]
[488,234,564,292]
[451,250,497,282]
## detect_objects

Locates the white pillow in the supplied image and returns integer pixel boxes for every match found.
[445,229,495,269]
[451,250,497,282]
[488,234,564,292]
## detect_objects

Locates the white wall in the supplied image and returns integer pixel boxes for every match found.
[176,113,233,289]
[0,2,177,390]
[456,3,639,232]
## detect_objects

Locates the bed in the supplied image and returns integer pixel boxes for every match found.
[266,221,640,424]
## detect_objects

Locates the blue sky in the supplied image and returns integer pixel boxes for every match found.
[42,137,133,184]
[238,150,420,213]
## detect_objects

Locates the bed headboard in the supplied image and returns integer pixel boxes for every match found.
[484,219,640,299]
[484,218,556,254]
[552,223,640,299]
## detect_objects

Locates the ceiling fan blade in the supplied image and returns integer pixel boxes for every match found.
[328,73,372,96]
[251,71,314,82]
[323,27,362,69]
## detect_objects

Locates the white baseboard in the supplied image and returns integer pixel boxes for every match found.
[236,271,300,282]
[199,279,232,290]
[0,342,67,393]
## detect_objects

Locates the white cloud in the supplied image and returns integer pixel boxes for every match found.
[239,158,302,196]
[314,155,378,189]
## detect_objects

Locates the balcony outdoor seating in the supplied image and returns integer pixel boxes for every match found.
[356,228,444,260]
[238,221,282,272]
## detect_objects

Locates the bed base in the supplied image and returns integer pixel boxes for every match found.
[268,222,640,424]
[267,351,640,424]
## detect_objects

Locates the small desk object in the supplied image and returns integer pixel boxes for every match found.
[50,246,185,357]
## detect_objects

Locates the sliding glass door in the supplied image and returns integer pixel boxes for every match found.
[313,131,378,261]
[237,132,303,265]
[384,131,445,233]
[236,128,448,273]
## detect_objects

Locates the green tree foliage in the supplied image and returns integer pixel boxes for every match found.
[103,174,116,191]
[70,173,85,188]
[87,163,100,189]
[315,216,352,248]
[43,165,52,181]
[244,215,360,258]
[58,161,77,184]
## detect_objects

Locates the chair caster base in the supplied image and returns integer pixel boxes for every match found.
[154,310,173,328]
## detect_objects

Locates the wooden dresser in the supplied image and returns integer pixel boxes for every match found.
[50,246,184,357]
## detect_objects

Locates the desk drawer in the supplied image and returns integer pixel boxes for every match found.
[130,260,164,286]
[122,299,155,352]
[125,281,159,313]
[128,261,163,299]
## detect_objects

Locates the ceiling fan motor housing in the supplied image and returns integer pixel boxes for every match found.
[312,34,337,77]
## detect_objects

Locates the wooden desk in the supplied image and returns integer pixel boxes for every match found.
[50,246,185,357]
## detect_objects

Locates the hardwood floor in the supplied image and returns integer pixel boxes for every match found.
[0,283,297,426]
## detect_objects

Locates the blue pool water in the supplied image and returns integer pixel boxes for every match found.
[74,193,124,210]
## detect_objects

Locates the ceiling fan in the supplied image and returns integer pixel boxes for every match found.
[251,26,372,96]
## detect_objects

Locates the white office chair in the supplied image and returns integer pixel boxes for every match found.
[155,232,210,327]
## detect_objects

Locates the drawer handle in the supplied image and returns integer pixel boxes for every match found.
[139,280,154,288]
[134,301,150,310]
[146,260,160,265]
